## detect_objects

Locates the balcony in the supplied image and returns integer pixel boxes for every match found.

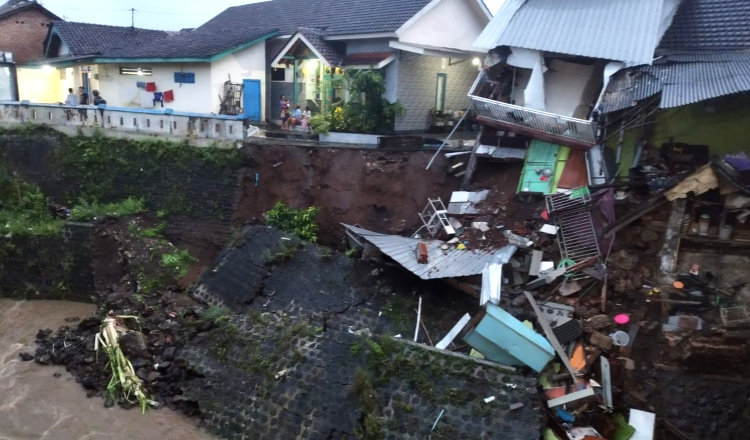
[468,71,598,150]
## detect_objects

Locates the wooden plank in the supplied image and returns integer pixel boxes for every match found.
[461,131,483,190]
[556,148,589,189]
[524,291,579,378]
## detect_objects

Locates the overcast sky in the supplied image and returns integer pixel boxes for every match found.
[37,0,505,31]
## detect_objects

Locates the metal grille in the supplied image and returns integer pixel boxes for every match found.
[468,74,597,145]
[546,188,600,280]
[545,187,592,214]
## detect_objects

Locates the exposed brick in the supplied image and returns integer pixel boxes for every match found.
[0,8,57,63]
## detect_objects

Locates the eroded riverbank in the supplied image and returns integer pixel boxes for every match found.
[0,299,215,440]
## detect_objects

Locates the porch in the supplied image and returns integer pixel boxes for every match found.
[467,60,600,149]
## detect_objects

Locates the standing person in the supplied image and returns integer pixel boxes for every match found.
[64,88,78,106]
[279,95,289,128]
[78,86,89,105]
[77,86,90,120]
[91,90,106,105]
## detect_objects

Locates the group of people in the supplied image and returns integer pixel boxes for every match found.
[64,87,106,106]
[279,95,312,131]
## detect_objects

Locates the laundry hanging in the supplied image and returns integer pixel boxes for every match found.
[153,92,164,107]
[136,81,146,89]
[163,90,174,102]
[139,90,155,108]
[145,82,157,92]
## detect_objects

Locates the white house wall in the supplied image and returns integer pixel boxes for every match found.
[95,63,212,113]
[17,67,64,103]
[210,42,267,120]
[398,0,490,52]
[543,58,596,118]
[395,53,478,132]
[383,56,399,103]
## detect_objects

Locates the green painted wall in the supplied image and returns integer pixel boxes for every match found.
[610,93,750,178]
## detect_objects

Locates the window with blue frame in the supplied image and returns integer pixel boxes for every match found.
[174,72,195,84]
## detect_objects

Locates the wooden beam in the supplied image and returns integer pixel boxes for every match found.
[477,116,594,151]
[460,130,483,190]
[524,291,580,378]
[602,195,669,238]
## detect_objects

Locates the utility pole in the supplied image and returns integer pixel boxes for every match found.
[130,8,136,28]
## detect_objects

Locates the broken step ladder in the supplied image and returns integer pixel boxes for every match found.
[419,198,455,237]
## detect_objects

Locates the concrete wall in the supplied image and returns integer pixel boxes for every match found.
[0,102,247,146]
[0,7,56,63]
[397,0,489,52]
[95,63,212,113]
[211,43,267,120]
[395,53,478,132]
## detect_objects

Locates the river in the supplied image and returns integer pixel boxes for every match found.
[0,299,216,440]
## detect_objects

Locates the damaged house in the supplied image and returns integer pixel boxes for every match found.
[463,0,681,194]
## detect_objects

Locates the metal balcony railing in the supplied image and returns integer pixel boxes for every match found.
[468,73,597,146]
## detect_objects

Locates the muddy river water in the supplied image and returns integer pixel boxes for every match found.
[0,299,215,440]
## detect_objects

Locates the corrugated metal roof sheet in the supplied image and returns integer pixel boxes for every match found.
[447,190,490,215]
[474,0,667,66]
[343,224,506,280]
[598,49,750,113]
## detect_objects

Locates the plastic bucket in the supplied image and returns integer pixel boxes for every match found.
[719,225,733,240]
[609,331,630,347]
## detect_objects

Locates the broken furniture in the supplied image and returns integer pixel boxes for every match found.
[419,198,455,237]
[463,303,554,372]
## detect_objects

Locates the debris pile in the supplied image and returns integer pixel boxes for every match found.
[344,161,750,439]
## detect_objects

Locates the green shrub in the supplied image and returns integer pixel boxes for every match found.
[265,201,319,242]
[0,170,64,238]
[160,249,197,278]
[308,115,330,134]
[69,197,145,221]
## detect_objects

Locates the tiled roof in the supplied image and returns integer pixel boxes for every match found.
[51,21,169,56]
[198,0,433,37]
[0,0,59,20]
[658,0,750,51]
[103,26,278,59]
[295,28,344,66]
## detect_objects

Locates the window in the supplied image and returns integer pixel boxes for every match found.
[174,72,195,84]
[120,67,152,76]
[271,67,286,81]
[435,73,447,111]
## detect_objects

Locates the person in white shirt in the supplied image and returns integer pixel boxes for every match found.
[64,88,78,106]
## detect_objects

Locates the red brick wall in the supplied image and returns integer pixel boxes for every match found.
[0,8,56,63]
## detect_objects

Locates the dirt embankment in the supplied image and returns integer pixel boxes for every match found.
[233,144,461,246]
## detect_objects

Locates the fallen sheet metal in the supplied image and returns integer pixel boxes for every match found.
[463,303,555,372]
[447,190,491,215]
[480,245,518,306]
[600,356,613,410]
[530,250,544,276]
[436,313,471,350]
[629,409,656,440]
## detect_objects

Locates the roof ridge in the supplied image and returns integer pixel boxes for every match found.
[54,20,168,33]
